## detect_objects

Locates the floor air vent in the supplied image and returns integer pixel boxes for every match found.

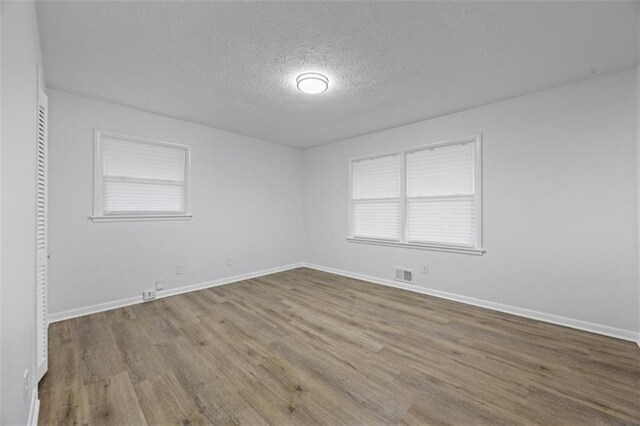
[394,267,413,283]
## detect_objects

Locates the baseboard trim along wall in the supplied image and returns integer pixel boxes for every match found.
[49,261,639,344]
[48,262,304,323]
[28,390,40,426]
[302,263,640,343]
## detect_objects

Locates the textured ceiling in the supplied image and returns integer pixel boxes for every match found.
[37,1,638,148]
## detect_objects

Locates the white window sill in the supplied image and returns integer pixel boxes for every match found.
[346,237,485,255]
[89,214,193,223]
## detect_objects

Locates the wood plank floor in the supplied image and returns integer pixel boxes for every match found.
[39,268,640,425]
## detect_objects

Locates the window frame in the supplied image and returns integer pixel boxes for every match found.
[91,129,192,222]
[350,153,402,242]
[347,135,484,255]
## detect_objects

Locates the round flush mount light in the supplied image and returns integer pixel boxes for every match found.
[296,72,329,94]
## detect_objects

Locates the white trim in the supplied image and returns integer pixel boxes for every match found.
[93,129,191,219]
[302,263,640,342]
[636,29,640,348]
[89,214,192,223]
[348,135,483,253]
[347,237,485,255]
[46,260,639,342]
[27,389,39,426]
[348,135,480,163]
[48,262,303,323]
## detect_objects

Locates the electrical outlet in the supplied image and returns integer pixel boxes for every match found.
[143,290,156,301]
[23,369,29,403]
[422,264,429,274]
[175,264,184,275]
[156,280,165,291]
[226,257,232,266]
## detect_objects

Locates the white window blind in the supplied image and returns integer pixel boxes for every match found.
[351,154,401,240]
[349,136,482,253]
[94,130,190,220]
[406,142,476,247]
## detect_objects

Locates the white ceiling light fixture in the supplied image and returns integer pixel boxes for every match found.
[296,72,329,95]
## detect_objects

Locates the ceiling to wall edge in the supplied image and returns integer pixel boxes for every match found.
[45,65,639,151]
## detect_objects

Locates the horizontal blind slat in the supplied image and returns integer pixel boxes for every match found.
[352,154,400,199]
[101,137,187,214]
[406,198,475,246]
[351,154,400,240]
[406,141,477,247]
[103,137,185,181]
[406,143,474,197]
[104,181,185,213]
[351,154,401,240]
[352,200,400,240]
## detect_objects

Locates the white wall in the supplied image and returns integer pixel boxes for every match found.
[303,69,639,336]
[0,1,3,419]
[47,89,303,317]
[1,0,44,424]
[637,25,640,338]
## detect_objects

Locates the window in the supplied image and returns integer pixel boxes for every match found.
[349,135,483,254]
[92,130,191,221]
[351,154,401,240]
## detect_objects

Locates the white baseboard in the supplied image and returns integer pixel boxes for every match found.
[47,261,639,344]
[302,262,640,343]
[48,262,304,323]
[28,389,39,426]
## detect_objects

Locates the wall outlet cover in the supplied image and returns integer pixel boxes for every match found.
[175,264,184,275]
[143,290,156,301]
[156,280,165,290]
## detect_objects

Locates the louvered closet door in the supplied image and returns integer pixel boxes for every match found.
[36,90,48,381]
